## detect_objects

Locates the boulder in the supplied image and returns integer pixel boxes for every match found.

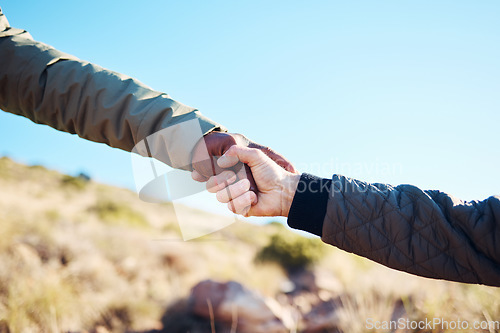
[189,280,288,333]
[302,297,342,333]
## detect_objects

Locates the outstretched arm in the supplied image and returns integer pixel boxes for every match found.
[0,7,222,169]
[0,7,295,177]
[293,173,500,287]
[211,145,500,287]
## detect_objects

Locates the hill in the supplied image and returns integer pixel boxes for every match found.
[0,157,498,332]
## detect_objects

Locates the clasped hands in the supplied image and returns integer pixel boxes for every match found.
[191,132,300,217]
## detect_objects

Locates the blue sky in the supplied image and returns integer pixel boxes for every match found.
[1,0,499,209]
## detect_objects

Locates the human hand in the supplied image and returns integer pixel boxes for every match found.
[191,132,296,193]
[205,145,301,217]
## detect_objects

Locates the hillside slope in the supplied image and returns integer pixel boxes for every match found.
[0,157,498,333]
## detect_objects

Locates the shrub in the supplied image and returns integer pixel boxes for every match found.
[91,200,149,228]
[60,174,88,190]
[255,232,326,272]
[28,164,48,171]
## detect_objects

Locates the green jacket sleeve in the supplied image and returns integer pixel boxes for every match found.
[0,7,225,169]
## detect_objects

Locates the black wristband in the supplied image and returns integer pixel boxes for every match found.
[287,173,331,237]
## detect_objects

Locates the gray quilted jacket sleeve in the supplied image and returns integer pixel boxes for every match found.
[287,174,500,286]
[0,7,225,169]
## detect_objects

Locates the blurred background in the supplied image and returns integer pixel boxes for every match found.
[0,1,499,332]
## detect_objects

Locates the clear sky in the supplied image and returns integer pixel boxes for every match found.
[1,0,499,212]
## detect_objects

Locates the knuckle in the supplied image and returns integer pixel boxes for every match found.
[223,170,236,182]
[243,191,253,202]
[250,148,260,156]
[254,149,266,159]
[216,191,224,203]
[206,179,217,193]
[237,179,246,190]
[216,189,230,203]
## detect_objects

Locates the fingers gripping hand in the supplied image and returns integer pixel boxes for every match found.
[214,146,299,217]
[190,132,258,192]
[191,169,208,182]
[227,191,258,216]
[190,132,298,192]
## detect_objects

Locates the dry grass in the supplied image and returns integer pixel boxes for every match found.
[0,157,498,332]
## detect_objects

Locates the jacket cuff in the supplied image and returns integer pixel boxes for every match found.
[287,173,331,237]
[136,99,226,171]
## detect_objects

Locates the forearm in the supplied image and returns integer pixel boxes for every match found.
[0,8,224,169]
[287,173,500,286]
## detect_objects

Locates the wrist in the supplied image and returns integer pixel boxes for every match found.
[280,173,301,217]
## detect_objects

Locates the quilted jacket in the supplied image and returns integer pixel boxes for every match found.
[288,173,500,287]
[0,7,224,169]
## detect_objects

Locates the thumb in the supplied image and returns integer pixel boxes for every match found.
[218,146,267,169]
[247,142,297,173]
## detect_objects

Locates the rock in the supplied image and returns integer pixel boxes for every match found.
[161,299,230,333]
[283,269,342,320]
[288,269,318,294]
[287,268,342,296]
[302,297,342,333]
[189,280,288,333]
